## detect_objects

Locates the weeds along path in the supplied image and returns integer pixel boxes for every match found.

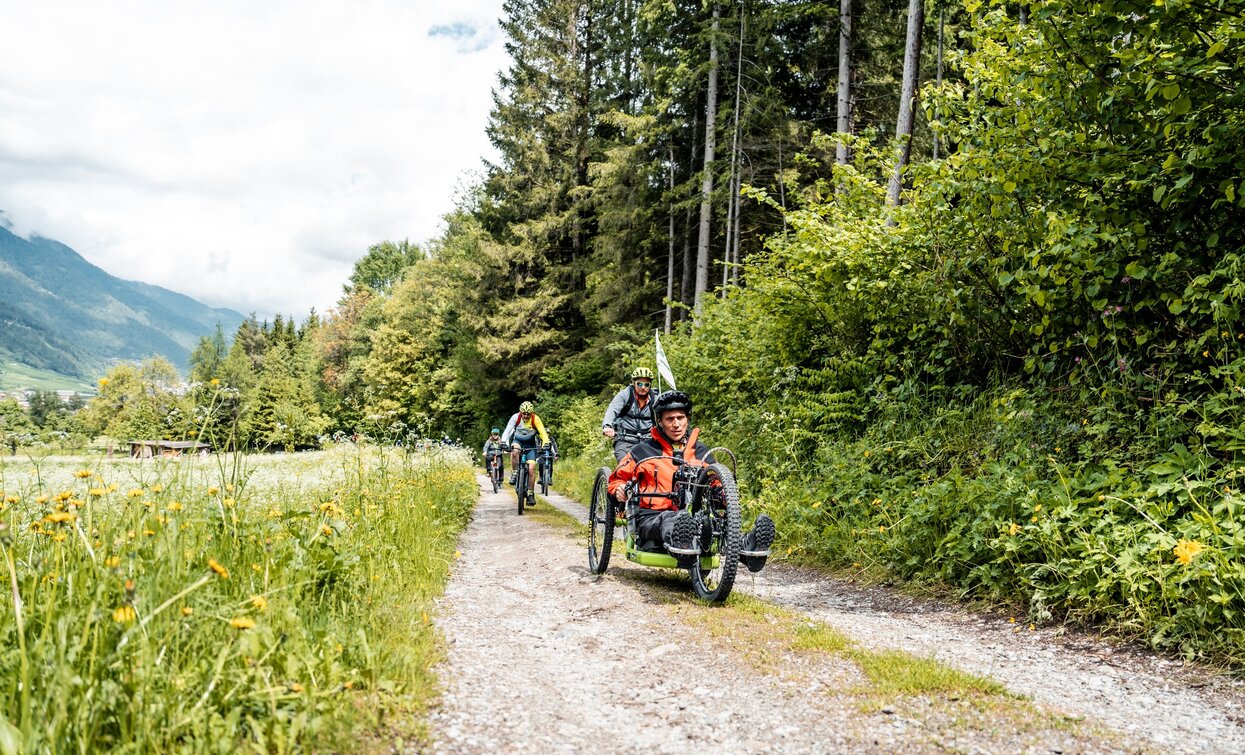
[541,488,1245,754]
[428,479,1138,753]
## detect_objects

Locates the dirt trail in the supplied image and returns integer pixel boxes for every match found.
[427,477,1242,753]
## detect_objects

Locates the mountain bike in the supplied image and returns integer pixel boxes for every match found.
[588,453,749,603]
[539,445,554,495]
[487,451,504,494]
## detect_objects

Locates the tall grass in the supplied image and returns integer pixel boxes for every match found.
[0,444,475,752]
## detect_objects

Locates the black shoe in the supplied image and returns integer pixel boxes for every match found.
[527,495,536,506]
[668,512,696,552]
[741,514,776,573]
[509,472,516,485]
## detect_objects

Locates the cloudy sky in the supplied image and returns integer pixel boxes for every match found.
[0,0,507,320]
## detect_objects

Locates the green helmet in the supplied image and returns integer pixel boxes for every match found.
[490,427,500,434]
[519,401,535,413]
[631,366,653,381]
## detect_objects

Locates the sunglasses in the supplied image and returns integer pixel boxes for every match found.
[634,381,651,388]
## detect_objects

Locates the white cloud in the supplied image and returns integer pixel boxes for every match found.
[0,0,506,319]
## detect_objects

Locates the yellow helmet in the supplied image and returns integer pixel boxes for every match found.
[631,367,653,381]
[519,400,535,413]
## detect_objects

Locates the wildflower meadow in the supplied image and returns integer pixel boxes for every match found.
[0,444,476,752]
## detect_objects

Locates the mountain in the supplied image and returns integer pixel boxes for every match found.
[0,225,245,381]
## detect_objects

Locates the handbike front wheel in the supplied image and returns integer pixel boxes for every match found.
[587,466,615,574]
[690,463,741,602]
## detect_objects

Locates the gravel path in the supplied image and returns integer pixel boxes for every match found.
[538,487,1245,754]
[424,478,1224,753]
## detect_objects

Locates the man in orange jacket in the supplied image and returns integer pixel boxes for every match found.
[608,390,775,569]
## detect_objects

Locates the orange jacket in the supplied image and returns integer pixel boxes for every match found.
[608,427,715,511]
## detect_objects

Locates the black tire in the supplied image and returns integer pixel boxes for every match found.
[516,465,528,516]
[540,459,550,495]
[490,460,501,494]
[587,466,615,574]
[689,463,741,602]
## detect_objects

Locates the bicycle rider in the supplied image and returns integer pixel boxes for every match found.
[501,401,551,499]
[602,367,656,462]
[482,427,507,477]
[608,389,775,571]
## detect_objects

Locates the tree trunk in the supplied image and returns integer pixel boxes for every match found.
[835,0,853,166]
[680,110,699,315]
[887,0,924,209]
[723,1,745,291]
[933,2,943,160]
[665,143,675,334]
[694,2,721,315]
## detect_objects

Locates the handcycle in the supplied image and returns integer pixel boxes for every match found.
[587,450,765,602]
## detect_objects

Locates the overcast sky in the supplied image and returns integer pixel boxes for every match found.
[0,0,507,321]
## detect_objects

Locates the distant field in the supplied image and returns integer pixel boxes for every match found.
[0,359,96,393]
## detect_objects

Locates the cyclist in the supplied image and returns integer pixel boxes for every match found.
[602,367,656,462]
[607,390,775,570]
[501,400,551,500]
[482,427,507,478]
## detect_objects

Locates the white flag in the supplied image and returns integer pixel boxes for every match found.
[655,330,677,390]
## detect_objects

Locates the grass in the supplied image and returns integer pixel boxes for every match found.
[0,360,95,393]
[0,444,477,752]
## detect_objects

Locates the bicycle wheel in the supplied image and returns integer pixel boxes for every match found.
[689,463,741,602]
[587,466,614,574]
[539,458,550,495]
[490,460,500,494]
[516,465,527,515]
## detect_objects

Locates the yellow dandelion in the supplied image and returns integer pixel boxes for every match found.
[45,511,76,524]
[127,488,144,498]
[289,682,305,693]
[35,495,49,504]
[224,498,236,507]
[321,524,333,536]
[74,469,93,479]
[1173,539,1203,566]
[207,558,230,579]
[1030,515,1038,523]
[3,495,17,505]
[1204,350,1211,357]
[454,550,463,559]
[144,529,156,536]
[267,508,282,519]
[52,532,67,542]
[1097,494,1106,502]
[104,555,121,569]
[811,501,822,509]
[229,617,256,630]
[181,606,193,616]
[852,562,861,568]
[98,377,109,387]
[1008,523,1021,536]
[207,486,219,496]
[342,680,355,690]
[250,595,269,612]
[1034,504,1042,512]
[168,501,184,512]
[1008,617,1016,624]
[113,605,137,624]
[1029,623,1036,631]
[878,525,886,533]
[210,378,220,386]
[151,484,163,493]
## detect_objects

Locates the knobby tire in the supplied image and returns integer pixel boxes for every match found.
[690,463,741,602]
[587,466,614,574]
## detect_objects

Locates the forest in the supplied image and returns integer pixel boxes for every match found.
[10,0,1243,661]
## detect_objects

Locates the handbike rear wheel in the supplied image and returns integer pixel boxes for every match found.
[690,463,741,602]
[587,466,615,574]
